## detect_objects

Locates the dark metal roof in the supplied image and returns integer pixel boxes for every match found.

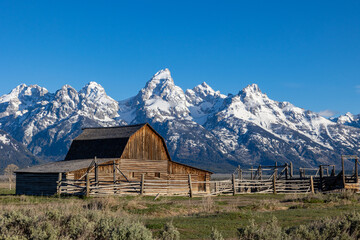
[77,123,146,140]
[64,123,146,160]
[15,158,117,173]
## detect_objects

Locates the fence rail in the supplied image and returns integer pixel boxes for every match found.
[57,174,320,197]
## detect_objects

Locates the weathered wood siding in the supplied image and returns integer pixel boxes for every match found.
[16,173,64,195]
[169,162,210,193]
[121,125,169,160]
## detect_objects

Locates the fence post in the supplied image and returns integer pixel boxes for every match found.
[239,169,243,193]
[319,165,323,191]
[113,160,116,183]
[95,157,98,186]
[259,165,262,180]
[331,166,336,176]
[273,170,277,194]
[342,156,346,187]
[214,181,218,194]
[310,176,314,194]
[232,174,236,196]
[86,173,90,197]
[94,163,98,194]
[188,174,193,198]
[140,174,145,195]
[57,173,62,196]
[285,163,289,180]
[290,162,293,178]
[356,157,359,184]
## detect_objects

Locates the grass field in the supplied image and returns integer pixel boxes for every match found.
[1,184,360,239]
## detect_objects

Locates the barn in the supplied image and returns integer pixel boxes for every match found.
[15,123,212,196]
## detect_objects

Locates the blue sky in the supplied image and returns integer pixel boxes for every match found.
[0,1,359,116]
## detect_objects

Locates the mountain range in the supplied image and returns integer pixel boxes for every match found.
[0,69,359,172]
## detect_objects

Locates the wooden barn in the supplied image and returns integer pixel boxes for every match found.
[16,123,212,196]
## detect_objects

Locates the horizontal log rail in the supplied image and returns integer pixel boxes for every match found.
[57,174,319,197]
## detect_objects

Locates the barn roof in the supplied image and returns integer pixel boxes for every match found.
[76,123,145,140]
[64,123,146,160]
[15,158,117,173]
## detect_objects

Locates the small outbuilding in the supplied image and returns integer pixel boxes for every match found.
[16,123,212,196]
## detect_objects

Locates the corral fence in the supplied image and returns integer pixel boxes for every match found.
[58,174,210,197]
[210,177,314,195]
[58,155,360,197]
[57,174,315,197]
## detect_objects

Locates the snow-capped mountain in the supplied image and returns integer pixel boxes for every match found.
[0,68,359,172]
[0,129,41,172]
[332,112,360,129]
[0,82,124,161]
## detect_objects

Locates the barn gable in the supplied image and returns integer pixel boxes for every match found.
[121,124,171,160]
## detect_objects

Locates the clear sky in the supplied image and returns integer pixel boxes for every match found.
[0,1,359,116]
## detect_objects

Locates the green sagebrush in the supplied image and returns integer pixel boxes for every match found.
[238,212,360,240]
[0,209,153,240]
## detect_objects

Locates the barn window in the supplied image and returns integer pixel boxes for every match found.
[130,172,135,178]
[155,172,160,178]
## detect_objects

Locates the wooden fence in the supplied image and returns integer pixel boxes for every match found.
[58,174,210,197]
[210,177,314,195]
[58,173,317,197]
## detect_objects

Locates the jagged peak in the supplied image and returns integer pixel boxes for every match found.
[344,112,354,118]
[12,83,48,94]
[0,84,49,103]
[13,83,28,91]
[152,68,171,80]
[237,83,265,99]
[145,68,174,87]
[242,83,261,93]
[191,82,225,98]
[56,84,77,93]
[79,81,107,98]
[60,84,76,90]
[139,68,184,100]
[82,81,104,90]
[55,84,78,99]
[194,82,214,92]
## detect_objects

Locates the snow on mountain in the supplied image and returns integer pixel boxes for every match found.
[0,69,360,172]
[120,69,191,123]
[186,82,226,124]
[332,112,360,128]
[0,82,124,161]
[210,83,337,150]
[0,129,41,172]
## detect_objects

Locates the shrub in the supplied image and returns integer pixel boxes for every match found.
[0,209,153,240]
[65,214,93,239]
[202,196,215,212]
[210,227,224,240]
[238,212,360,240]
[159,222,180,240]
[288,212,360,240]
[94,216,153,240]
[238,216,286,240]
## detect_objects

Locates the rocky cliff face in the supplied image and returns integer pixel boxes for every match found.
[0,129,41,172]
[0,69,359,172]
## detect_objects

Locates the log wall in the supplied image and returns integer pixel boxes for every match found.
[16,173,65,195]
